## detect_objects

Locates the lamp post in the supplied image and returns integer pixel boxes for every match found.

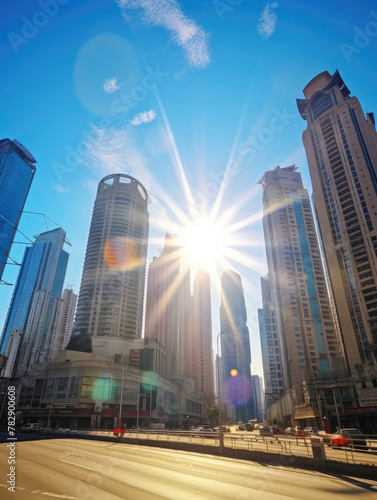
[118,363,126,428]
[217,331,225,455]
[329,386,341,430]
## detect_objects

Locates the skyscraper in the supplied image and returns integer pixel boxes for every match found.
[51,288,78,352]
[258,165,344,403]
[72,174,149,353]
[0,138,36,283]
[144,233,191,376]
[258,274,284,408]
[220,270,252,420]
[192,269,214,399]
[297,71,377,398]
[0,228,69,376]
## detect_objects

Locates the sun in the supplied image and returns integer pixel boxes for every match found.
[179,216,227,270]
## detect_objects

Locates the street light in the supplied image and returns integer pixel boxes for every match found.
[329,386,341,430]
[118,363,126,429]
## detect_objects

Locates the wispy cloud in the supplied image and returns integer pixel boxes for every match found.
[116,0,211,69]
[103,77,121,94]
[83,180,98,193]
[130,109,157,126]
[80,124,175,231]
[257,2,279,39]
[52,184,70,193]
[80,125,153,190]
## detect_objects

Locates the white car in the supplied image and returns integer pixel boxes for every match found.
[21,423,39,432]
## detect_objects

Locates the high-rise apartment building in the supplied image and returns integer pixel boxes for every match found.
[51,288,78,352]
[297,71,377,398]
[144,233,191,376]
[0,138,36,283]
[220,270,252,420]
[258,274,284,408]
[258,165,344,403]
[72,174,149,350]
[192,269,214,399]
[0,228,69,376]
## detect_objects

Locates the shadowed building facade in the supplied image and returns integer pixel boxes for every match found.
[258,274,284,410]
[220,270,252,421]
[0,138,36,284]
[0,228,69,377]
[297,71,377,402]
[72,174,149,353]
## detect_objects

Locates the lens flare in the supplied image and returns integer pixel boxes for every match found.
[104,237,143,270]
[225,374,252,406]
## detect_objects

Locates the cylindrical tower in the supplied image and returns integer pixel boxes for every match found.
[73,174,149,344]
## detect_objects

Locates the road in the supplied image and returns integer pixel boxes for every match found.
[1,439,377,499]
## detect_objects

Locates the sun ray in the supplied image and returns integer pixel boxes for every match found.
[155,91,196,211]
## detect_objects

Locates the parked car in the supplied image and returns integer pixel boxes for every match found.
[191,427,215,438]
[21,423,39,432]
[284,427,298,435]
[259,425,274,436]
[214,425,231,433]
[304,427,319,436]
[333,428,368,450]
[285,427,305,436]
[57,427,71,433]
[238,422,246,431]
[272,425,284,435]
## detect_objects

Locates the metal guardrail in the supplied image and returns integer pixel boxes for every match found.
[41,429,377,466]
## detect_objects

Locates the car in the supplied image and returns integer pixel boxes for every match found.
[21,423,39,432]
[304,427,319,436]
[238,422,246,431]
[272,425,284,435]
[191,427,216,438]
[333,428,368,450]
[259,425,274,436]
[57,427,71,433]
[284,427,297,435]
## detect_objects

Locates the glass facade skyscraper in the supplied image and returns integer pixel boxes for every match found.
[220,270,252,421]
[0,228,69,377]
[258,274,284,409]
[0,138,36,283]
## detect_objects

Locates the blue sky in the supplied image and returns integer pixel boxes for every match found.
[1,0,377,379]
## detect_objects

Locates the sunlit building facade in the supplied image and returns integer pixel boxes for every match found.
[193,269,214,400]
[0,138,36,284]
[144,233,192,377]
[259,165,344,403]
[0,228,69,377]
[297,70,377,401]
[72,174,149,351]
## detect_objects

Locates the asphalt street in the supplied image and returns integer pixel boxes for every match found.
[1,439,377,499]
